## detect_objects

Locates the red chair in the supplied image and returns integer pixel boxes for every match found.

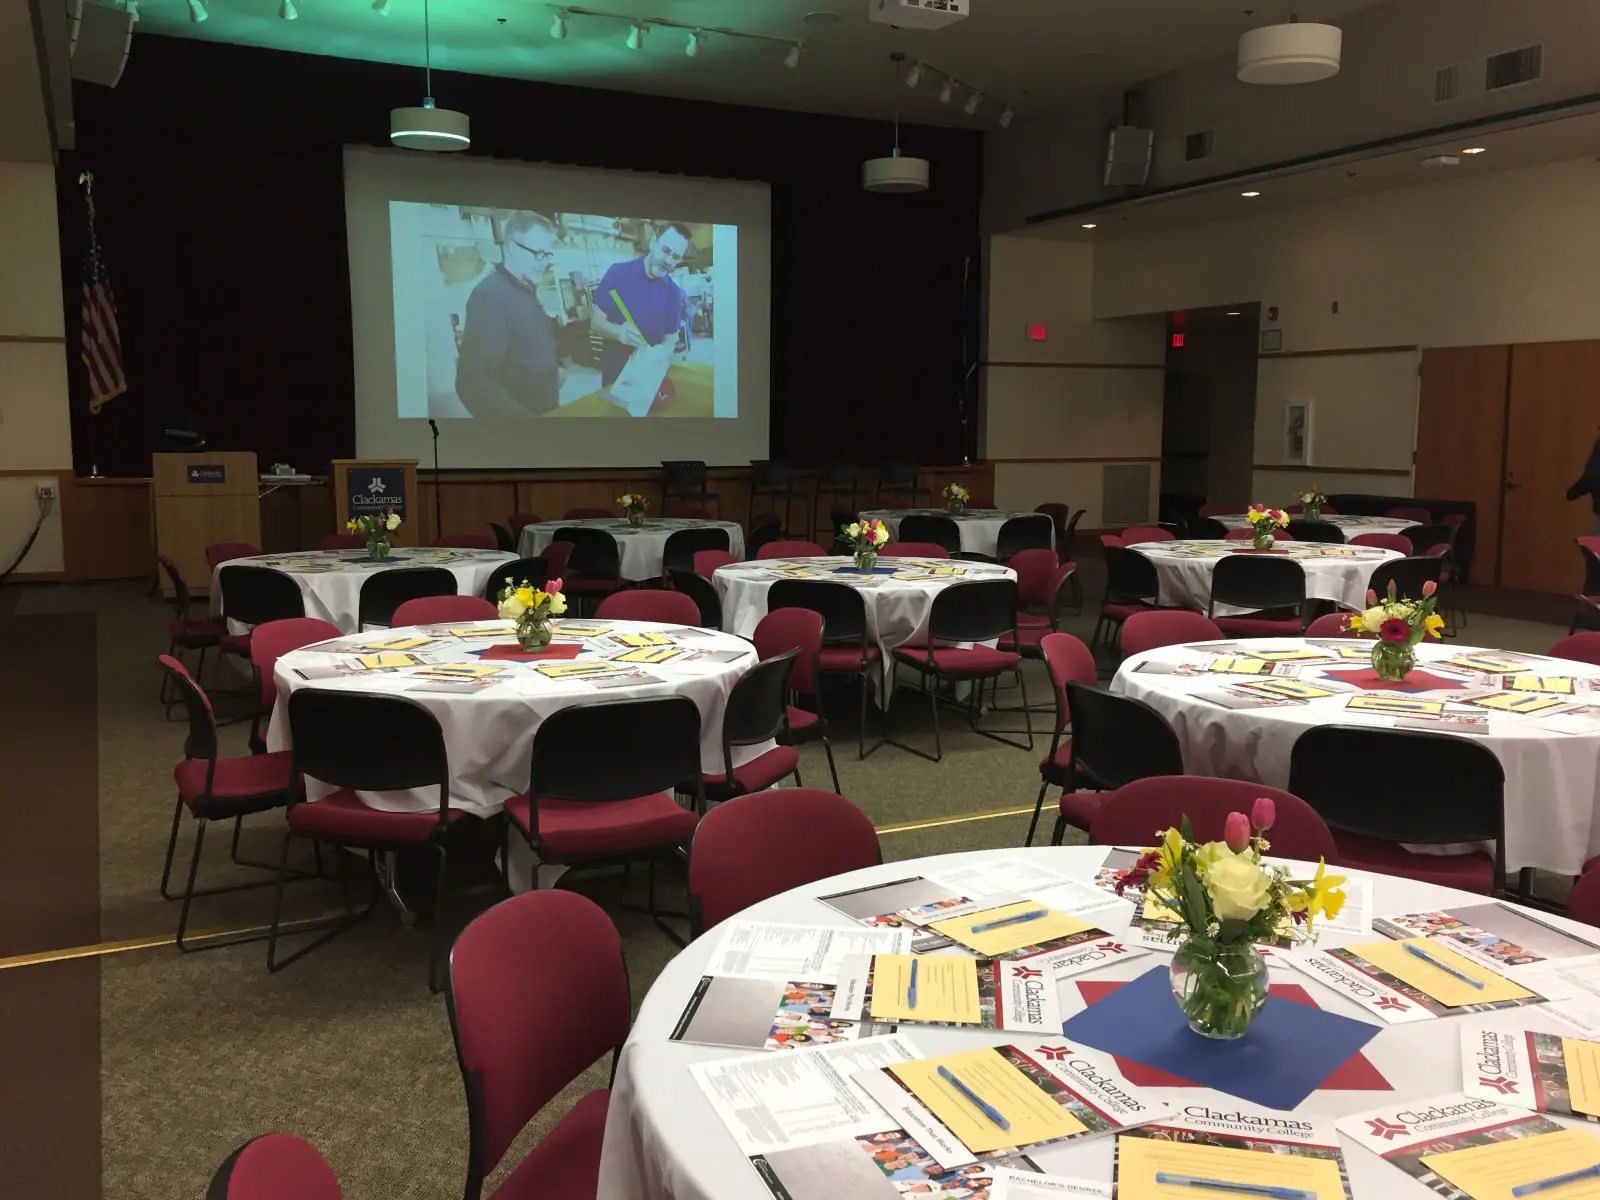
[158,555,227,710]
[1100,534,1125,549]
[507,513,542,536]
[1550,632,1600,666]
[1121,611,1223,657]
[1350,532,1412,553]
[881,542,950,559]
[318,534,366,551]
[759,539,827,559]
[767,579,885,761]
[1196,503,1230,518]
[205,541,260,572]
[564,507,612,519]
[1088,777,1338,864]
[594,590,701,624]
[433,533,497,550]
[702,651,805,800]
[997,549,1064,661]
[753,608,840,792]
[1305,612,1361,637]
[1387,506,1432,523]
[391,595,497,626]
[687,790,880,937]
[157,656,300,950]
[1121,526,1174,544]
[1026,633,1100,846]
[248,617,341,754]
[1034,502,1070,555]
[543,540,573,579]
[446,890,630,1200]
[1569,864,1600,929]
[1573,538,1600,634]
[692,548,736,575]
[207,1133,342,1199]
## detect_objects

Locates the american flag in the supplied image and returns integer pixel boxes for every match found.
[80,175,127,412]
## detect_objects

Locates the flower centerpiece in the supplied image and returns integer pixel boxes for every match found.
[1346,578,1443,681]
[496,576,566,651]
[347,509,402,561]
[1298,489,1328,521]
[1114,799,1347,1040]
[1243,503,1290,551]
[617,493,649,528]
[841,518,890,572]
[943,482,970,515]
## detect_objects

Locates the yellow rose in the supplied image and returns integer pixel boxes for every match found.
[386,513,402,531]
[498,595,526,620]
[1360,606,1388,631]
[549,591,567,615]
[1202,847,1272,921]
[346,519,358,533]
[845,522,861,538]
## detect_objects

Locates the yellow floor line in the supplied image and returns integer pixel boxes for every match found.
[874,804,1036,836]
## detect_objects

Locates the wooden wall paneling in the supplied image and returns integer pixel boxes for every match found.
[436,481,518,544]
[1502,340,1600,593]
[62,475,154,583]
[259,483,332,554]
[1413,346,1510,584]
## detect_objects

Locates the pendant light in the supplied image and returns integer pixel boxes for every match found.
[862,53,929,192]
[390,0,470,151]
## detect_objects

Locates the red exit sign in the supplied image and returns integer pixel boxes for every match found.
[1171,332,1186,348]
[1026,323,1048,342]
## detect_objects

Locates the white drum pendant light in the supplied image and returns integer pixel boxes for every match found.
[863,53,929,192]
[390,0,470,150]
[1237,19,1342,84]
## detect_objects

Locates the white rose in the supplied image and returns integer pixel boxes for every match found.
[386,513,402,531]
[548,592,567,615]
[498,595,526,620]
[1203,849,1272,921]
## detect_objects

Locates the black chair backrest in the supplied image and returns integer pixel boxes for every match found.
[1062,681,1185,790]
[817,460,858,491]
[489,522,517,553]
[662,527,732,577]
[662,460,709,493]
[159,555,195,619]
[218,565,306,626]
[879,460,919,489]
[1582,541,1600,597]
[926,579,1018,645]
[530,695,702,804]
[668,569,723,628]
[899,514,962,552]
[357,566,457,629]
[161,657,219,762]
[481,557,549,601]
[1061,509,1085,561]
[1103,546,1160,603]
[996,514,1055,561]
[1287,724,1505,851]
[750,460,795,491]
[722,649,798,750]
[288,689,449,802]
[1405,524,1453,555]
[1209,555,1306,616]
[1189,517,1229,540]
[745,516,783,560]
[1286,519,1343,544]
[1369,555,1443,602]
[553,526,622,578]
[767,579,868,644]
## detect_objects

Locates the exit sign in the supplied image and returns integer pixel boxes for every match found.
[1026,323,1047,342]
[1171,333,1186,348]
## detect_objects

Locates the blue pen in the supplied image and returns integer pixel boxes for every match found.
[907,959,918,1009]
[970,909,1049,934]
[936,1065,1011,1131]
[1403,941,1485,990]
[1512,1163,1600,1197]
[1154,1174,1315,1200]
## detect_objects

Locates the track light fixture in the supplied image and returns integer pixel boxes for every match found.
[784,42,802,69]
[372,0,388,12]
[998,107,1013,128]
[550,9,567,37]
[125,0,139,18]
[963,91,982,115]
[626,21,645,49]
[186,0,206,22]
[904,61,923,87]
[548,7,807,69]
[280,0,297,19]
[686,28,703,56]
[938,79,953,104]
[896,56,1015,128]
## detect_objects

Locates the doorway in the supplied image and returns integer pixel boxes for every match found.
[1160,304,1260,522]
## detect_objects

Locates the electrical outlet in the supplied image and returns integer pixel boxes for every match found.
[36,483,56,501]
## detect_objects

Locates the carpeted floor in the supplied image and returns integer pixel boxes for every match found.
[0,578,1576,1197]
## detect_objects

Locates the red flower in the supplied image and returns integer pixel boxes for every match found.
[1251,796,1277,833]
[1379,617,1411,643]
[1224,811,1252,853]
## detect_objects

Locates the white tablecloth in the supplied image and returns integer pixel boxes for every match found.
[597,844,1600,1200]
[1213,514,1420,542]
[1128,539,1401,615]
[1114,637,1600,875]
[859,509,1051,558]
[209,548,517,634]
[518,518,746,582]
[267,619,760,816]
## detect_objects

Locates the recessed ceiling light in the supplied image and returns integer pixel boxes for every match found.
[1226,310,1241,316]
[1462,146,1487,154]
[1081,222,1097,229]
[1241,190,1261,197]
[802,9,840,24]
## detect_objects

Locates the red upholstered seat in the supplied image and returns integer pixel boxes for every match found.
[818,644,880,672]
[1057,789,1107,832]
[702,745,801,794]
[1333,831,1495,895]
[222,633,252,654]
[893,645,1020,674]
[1099,601,1157,622]
[211,1133,344,1199]
[174,751,294,807]
[562,575,619,593]
[486,1088,609,1200]
[787,705,820,731]
[999,624,1051,652]
[169,616,225,642]
[1214,615,1303,637]
[287,789,464,843]
[505,791,698,858]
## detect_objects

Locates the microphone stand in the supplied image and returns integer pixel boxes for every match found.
[428,418,442,539]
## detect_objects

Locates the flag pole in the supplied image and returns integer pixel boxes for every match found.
[79,171,103,478]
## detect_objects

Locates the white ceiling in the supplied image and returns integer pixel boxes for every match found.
[126,0,1386,127]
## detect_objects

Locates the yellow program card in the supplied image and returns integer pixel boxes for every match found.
[535,661,616,679]
[1566,1038,1600,1119]
[1443,653,1530,673]
[550,622,611,637]
[1204,658,1270,675]
[1467,691,1568,715]
[1327,645,1373,660]
[930,901,1095,957]
[363,635,435,651]
[447,624,517,638]
[1117,1132,1349,1200]
[1235,678,1336,700]
[614,646,684,664]
[1347,694,1446,716]
[928,566,967,577]
[352,652,419,670]
[614,632,674,647]
[1508,675,1577,695]
[890,1047,1086,1154]
[1239,648,1329,662]
[414,663,502,679]
[1421,1128,1600,1200]
[1143,893,1182,922]
[868,955,981,1024]
[1348,938,1534,1006]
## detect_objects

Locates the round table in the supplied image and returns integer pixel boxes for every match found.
[597,844,1600,1200]
[859,509,1051,558]
[267,618,760,817]
[517,518,746,582]
[1115,637,1600,876]
[1213,513,1420,543]
[1128,539,1401,615]
[209,547,517,633]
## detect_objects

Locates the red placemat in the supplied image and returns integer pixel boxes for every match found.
[1074,979,1391,1091]
[1323,667,1464,692]
[477,642,584,662]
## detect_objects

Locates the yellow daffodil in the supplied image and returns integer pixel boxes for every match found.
[1147,827,1186,890]
[1289,859,1347,932]
[1424,613,1445,637]
[515,586,535,608]
[346,519,359,533]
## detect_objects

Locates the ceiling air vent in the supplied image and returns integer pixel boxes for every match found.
[1434,43,1543,103]
[1184,130,1213,162]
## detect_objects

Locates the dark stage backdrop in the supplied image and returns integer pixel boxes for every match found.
[60,36,984,478]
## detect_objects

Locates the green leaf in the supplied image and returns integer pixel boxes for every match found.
[1180,815,1195,844]
[1218,918,1253,942]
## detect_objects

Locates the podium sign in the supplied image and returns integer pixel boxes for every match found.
[331,459,419,546]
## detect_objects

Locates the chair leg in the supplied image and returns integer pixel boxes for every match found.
[930,674,943,762]
[159,798,187,899]
[1050,813,1069,846]
[267,836,380,974]
[821,732,841,793]
[428,842,449,994]
[174,818,208,951]
[1024,780,1051,847]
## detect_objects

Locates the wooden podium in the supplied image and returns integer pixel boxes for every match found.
[331,459,419,547]
[153,451,261,597]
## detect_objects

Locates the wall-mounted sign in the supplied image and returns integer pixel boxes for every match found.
[1260,329,1284,352]
[1026,323,1048,342]
[186,464,226,484]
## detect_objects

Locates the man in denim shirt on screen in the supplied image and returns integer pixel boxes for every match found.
[455,212,562,417]
[591,222,690,389]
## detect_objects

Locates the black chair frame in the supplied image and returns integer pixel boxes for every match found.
[669,568,724,629]
[1286,519,1343,544]
[710,650,804,801]
[1094,546,1161,648]
[877,460,930,507]
[768,579,887,760]
[552,527,625,616]
[662,459,720,516]
[749,460,808,538]
[662,526,732,581]
[996,514,1056,562]
[899,514,963,553]
[355,566,457,630]
[480,556,549,602]
[1207,554,1308,626]
[1047,682,1185,845]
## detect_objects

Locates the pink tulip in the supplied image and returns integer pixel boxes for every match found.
[546,577,563,593]
[1366,588,1378,605]
[1251,796,1276,832]
[1224,811,1252,853]
[1422,579,1437,597]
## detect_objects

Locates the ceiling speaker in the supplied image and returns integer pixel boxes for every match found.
[70,0,133,89]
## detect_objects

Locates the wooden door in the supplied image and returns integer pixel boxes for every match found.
[1501,341,1600,593]
[1414,347,1509,584]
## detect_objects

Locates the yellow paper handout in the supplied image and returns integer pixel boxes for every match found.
[1508,675,1576,695]
[351,652,422,670]
[1234,678,1335,700]
[614,632,674,647]
[888,1047,1085,1154]
[614,646,685,664]
[1565,1037,1600,1120]
[1347,694,1445,716]
[867,955,981,1024]
[929,901,1094,957]
[1204,658,1270,675]
[1346,937,1534,1006]
[1467,692,1568,715]
[1117,1132,1349,1200]
[535,661,617,679]
[1421,1128,1600,1200]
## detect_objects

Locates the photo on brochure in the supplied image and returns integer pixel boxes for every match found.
[751,1128,1040,1200]
[668,975,894,1052]
[1376,903,1600,970]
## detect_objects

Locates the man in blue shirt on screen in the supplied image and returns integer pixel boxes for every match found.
[591,222,691,389]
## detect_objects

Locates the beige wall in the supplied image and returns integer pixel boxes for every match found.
[984,236,1165,526]
[0,160,69,574]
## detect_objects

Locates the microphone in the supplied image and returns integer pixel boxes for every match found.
[427,419,442,538]
[428,418,439,437]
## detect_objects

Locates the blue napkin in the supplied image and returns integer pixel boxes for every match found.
[831,566,898,576]
[342,555,403,564]
[1061,965,1380,1109]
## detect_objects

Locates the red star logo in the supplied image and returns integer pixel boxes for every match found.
[1096,942,1127,954]
[1011,965,1044,980]
[1479,1076,1519,1094]
[1365,1118,1409,1141]
[1035,1045,1072,1061]
[1374,997,1411,1011]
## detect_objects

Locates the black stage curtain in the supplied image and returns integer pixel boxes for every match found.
[61,36,984,477]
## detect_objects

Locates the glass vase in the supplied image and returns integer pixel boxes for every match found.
[1370,639,1416,682]
[366,537,389,561]
[946,500,965,515]
[626,508,645,528]
[1169,938,1269,1040]
[517,616,553,652]
[853,548,878,572]
[1303,504,1321,521]
[1250,528,1274,552]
